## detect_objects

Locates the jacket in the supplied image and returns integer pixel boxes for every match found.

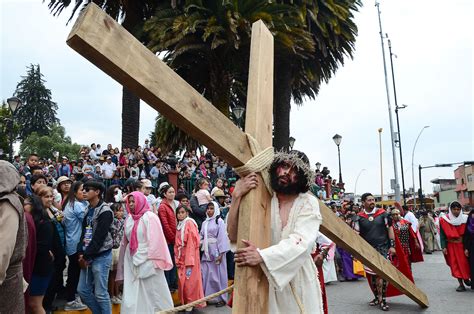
[77,200,113,260]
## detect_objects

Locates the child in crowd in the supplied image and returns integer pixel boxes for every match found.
[195,178,213,212]
[175,205,205,311]
[200,202,229,307]
[141,179,158,214]
[109,203,125,304]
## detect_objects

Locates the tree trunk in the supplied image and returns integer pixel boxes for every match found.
[121,87,140,148]
[121,2,141,149]
[273,58,293,151]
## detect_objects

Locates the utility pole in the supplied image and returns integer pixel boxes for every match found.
[375,1,401,202]
[388,39,407,205]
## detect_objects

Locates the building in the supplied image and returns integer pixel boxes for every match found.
[431,178,457,209]
[454,164,474,209]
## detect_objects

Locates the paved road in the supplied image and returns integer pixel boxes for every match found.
[326,251,473,313]
[195,251,473,313]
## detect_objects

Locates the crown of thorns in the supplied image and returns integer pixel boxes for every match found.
[272,150,315,188]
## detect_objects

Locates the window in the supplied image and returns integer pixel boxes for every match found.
[468,174,473,182]
[464,191,469,198]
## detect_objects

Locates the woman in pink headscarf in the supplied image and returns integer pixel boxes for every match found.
[116,191,173,313]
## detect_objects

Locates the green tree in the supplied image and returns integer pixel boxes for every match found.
[19,124,83,160]
[47,0,164,149]
[143,0,361,150]
[14,64,59,140]
[144,0,314,151]
[0,101,21,160]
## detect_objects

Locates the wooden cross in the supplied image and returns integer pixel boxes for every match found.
[66,4,428,312]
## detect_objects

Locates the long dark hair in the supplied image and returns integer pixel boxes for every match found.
[29,195,49,227]
[105,184,121,203]
[67,181,84,209]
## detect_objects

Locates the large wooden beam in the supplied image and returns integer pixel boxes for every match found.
[66,3,251,167]
[233,21,273,314]
[318,201,429,308]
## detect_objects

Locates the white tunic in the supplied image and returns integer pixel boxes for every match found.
[258,193,324,314]
[121,212,173,314]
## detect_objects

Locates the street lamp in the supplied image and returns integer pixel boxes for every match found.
[411,125,429,208]
[289,136,295,150]
[6,97,22,162]
[232,106,245,129]
[315,162,321,171]
[332,134,343,186]
[418,163,454,209]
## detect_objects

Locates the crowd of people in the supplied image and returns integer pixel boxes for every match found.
[1,145,239,314]
[0,146,473,314]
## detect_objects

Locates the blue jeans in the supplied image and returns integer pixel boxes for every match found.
[77,250,112,314]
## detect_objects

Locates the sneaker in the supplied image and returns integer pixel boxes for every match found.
[111,296,122,304]
[64,300,88,311]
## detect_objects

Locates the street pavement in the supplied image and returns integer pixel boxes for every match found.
[195,251,472,313]
[326,251,473,313]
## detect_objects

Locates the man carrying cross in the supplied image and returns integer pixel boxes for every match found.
[228,150,324,313]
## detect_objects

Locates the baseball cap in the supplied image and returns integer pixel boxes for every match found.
[142,179,153,188]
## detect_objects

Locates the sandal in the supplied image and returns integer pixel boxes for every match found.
[380,301,389,311]
[456,285,466,292]
[369,298,379,306]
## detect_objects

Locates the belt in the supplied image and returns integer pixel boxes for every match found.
[447,238,462,243]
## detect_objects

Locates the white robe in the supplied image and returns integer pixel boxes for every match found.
[316,233,337,284]
[121,212,173,314]
[258,193,324,314]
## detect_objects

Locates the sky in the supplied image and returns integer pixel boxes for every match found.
[1,0,473,197]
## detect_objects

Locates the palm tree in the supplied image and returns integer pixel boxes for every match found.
[272,0,361,149]
[144,0,315,151]
[46,0,162,149]
[144,0,360,151]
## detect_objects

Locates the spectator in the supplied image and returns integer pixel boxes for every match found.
[149,161,160,180]
[57,157,71,178]
[216,160,227,178]
[141,179,158,214]
[54,176,73,210]
[77,180,114,314]
[116,192,173,312]
[175,205,205,310]
[0,161,26,314]
[101,156,117,180]
[200,202,229,307]
[89,143,99,161]
[62,181,88,311]
[30,174,48,196]
[29,187,61,313]
[158,184,178,291]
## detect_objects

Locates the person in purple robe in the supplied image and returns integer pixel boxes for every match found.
[200,201,230,307]
[337,247,362,281]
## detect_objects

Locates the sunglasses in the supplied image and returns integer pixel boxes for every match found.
[83,187,96,192]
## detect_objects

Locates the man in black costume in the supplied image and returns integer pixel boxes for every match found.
[353,193,396,311]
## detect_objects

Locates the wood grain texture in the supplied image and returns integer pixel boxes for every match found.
[232,21,273,314]
[318,201,429,308]
[66,3,250,167]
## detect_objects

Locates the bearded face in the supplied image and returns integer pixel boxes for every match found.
[270,161,301,195]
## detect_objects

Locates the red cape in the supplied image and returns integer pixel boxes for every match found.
[439,219,470,280]
[358,208,386,219]
[396,219,424,263]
